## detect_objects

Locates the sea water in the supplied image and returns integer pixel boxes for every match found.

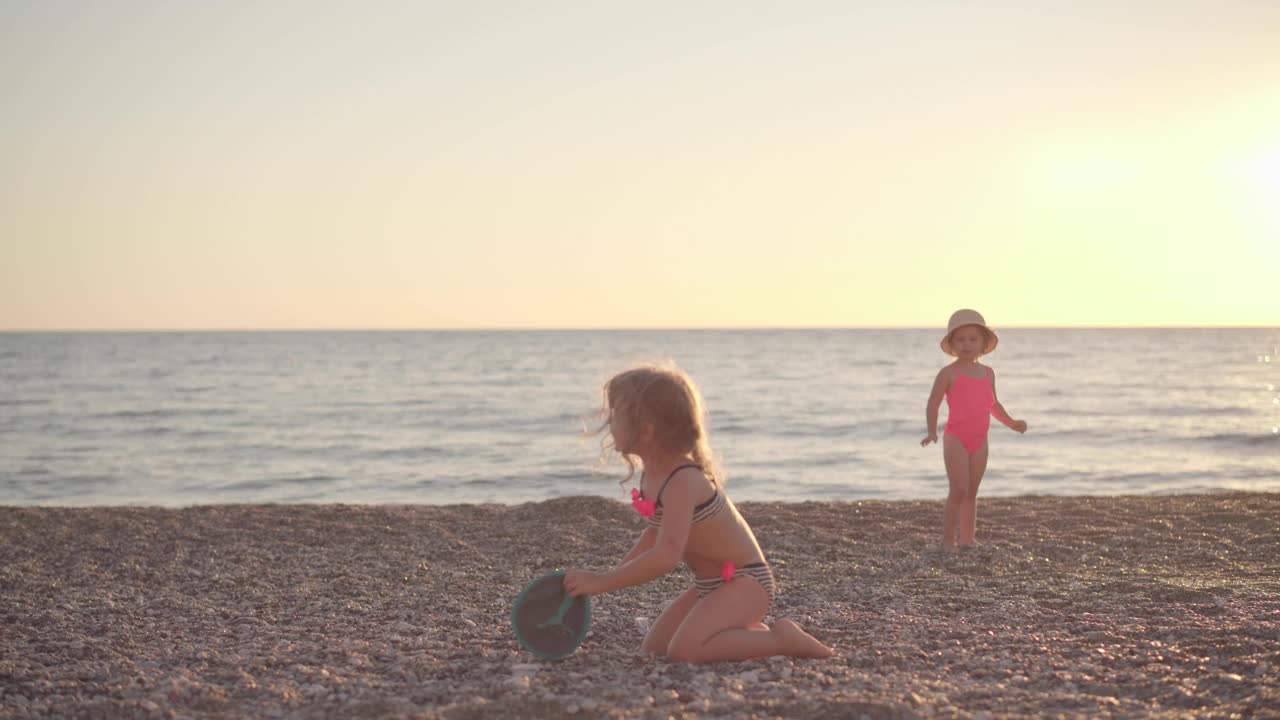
[1,329,1276,505]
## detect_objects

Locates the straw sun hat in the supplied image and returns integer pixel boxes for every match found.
[940,309,999,356]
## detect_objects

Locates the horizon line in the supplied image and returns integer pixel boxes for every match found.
[2,324,1277,333]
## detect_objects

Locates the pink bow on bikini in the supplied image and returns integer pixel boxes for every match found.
[630,488,656,518]
[721,560,736,582]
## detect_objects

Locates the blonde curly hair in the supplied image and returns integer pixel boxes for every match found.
[596,363,722,488]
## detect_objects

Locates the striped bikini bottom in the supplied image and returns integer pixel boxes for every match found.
[693,561,777,609]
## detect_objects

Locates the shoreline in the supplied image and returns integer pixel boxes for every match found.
[3,493,1278,718]
[11,486,1280,510]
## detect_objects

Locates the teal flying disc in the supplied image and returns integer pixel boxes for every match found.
[511,571,592,660]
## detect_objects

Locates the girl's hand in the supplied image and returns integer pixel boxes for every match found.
[563,570,604,597]
[1012,420,1028,434]
[920,433,938,447]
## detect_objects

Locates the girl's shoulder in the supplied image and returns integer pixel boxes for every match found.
[934,364,957,385]
[651,464,712,499]
[671,464,716,490]
[656,465,718,507]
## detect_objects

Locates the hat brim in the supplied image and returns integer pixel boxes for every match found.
[940,326,999,357]
[511,571,592,660]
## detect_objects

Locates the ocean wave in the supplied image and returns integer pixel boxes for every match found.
[116,426,230,440]
[410,413,581,435]
[221,475,342,492]
[361,445,456,461]
[9,466,53,477]
[91,407,239,420]
[1195,432,1280,448]
[742,453,866,471]
[0,398,49,407]
[996,469,1257,490]
[767,420,908,439]
[193,441,366,457]
[313,398,438,410]
[448,468,594,488]
[1050,405,1251,418]
[39,475,118,493]
[712,422,756,436]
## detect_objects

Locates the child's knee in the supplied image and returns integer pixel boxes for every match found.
[664,630,705,664]
[664,640,702,664]
[640,634,669,656]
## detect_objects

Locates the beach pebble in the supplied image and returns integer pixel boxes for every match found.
[635,616,650,631]
[4,496,1277,719]
[507,674,531,690]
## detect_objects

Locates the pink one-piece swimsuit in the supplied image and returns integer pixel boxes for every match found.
[944,367,994,454]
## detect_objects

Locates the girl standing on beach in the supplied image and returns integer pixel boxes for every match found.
[921,310,1028,551]
[563,364,834,664]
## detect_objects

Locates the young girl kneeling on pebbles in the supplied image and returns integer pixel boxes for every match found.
[564,364,834,664]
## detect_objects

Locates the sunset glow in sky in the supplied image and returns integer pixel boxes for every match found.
[3,2,1278,329]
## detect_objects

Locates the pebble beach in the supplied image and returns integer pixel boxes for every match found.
[2,493,1278,719]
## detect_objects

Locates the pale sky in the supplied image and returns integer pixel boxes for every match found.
[2,1,1278,330]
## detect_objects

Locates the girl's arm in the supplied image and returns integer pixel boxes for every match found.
[621,526,658,564]
[566,470,698,596]
[920,367,951,446]
[989,368,1028,433]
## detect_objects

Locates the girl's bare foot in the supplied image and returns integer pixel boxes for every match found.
[942,542,960,554]
[772,618,835,658]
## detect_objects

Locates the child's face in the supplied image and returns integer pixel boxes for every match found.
[610,407,653,454]
[951,325,985,358]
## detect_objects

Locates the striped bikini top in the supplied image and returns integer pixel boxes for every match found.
[638,464,727,528]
